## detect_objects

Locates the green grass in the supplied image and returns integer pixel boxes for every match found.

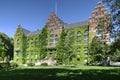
[0,66,120,80]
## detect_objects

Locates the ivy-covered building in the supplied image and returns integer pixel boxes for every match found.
[14,2,111,64]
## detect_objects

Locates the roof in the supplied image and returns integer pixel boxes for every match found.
[64,20,88,30]
[27,30,41,36]
[22,28,31,36]
[22,28,41,36]
[22,20,88,36]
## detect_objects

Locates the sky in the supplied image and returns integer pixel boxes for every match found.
[0,0,108,38]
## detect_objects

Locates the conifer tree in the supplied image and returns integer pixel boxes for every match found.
[56,29,66,64]
[39,25,48,60]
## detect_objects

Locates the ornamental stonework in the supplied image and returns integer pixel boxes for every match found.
[46,12,63,37]
[88,2,111,44]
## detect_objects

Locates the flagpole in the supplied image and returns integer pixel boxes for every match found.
[55,0,57,15]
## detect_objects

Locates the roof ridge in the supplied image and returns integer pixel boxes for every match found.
[64,20,88,30]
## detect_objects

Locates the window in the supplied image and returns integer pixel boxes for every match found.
[77,36,81,40]
[84,47,88,56]
[95,26,103,39]
[84,30,89,44]
[50,29,54,34]
[84,36,88,44]
[77,31,81,36]
[84,30,89,35]
[55,35,58,44]
[50,34,54,38]
[84,50,88,54]
[77,31,81,45]
[49,29,55,46]
[69,32,74,45]
[77,50,80,54]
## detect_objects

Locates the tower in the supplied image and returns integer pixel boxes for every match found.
[46,12,64,48]
[88,2,111,44]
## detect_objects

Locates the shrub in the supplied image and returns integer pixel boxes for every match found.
[41,62,48,66]
[10,62,18,68]
[0,65,2,69]
[27,63,35,66]
[0,62,10,68]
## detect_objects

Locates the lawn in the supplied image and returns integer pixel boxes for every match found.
[0,66,120,80]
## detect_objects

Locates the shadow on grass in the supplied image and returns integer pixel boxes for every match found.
[0,67,120,80]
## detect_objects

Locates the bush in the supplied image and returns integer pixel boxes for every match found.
[27,63,35,66]
[41,63,48,66]
[0,65,2,69]
[10,62,18,68]
[0,62,10,68]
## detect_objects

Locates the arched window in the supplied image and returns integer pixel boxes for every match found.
[84,30,89,44]
[50,29,54,38]
[50,29,54,34]
[49,29,54,46]
[69,32,74,45]
[84,30,89,35]
[54,35,58,44]
[77,31,81,36]
[77,31,81,45]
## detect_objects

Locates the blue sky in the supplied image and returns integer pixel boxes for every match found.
[0,0,106,37]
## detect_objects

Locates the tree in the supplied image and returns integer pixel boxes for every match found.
[102,0,120,38]
[56,30,66,64]
[0,46,5,62]
[0,32,13,62]
[65,35,74,65]
[110,38,120,61]
[89,37,110,64]
[39,25,48,59]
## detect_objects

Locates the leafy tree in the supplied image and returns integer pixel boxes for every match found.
[89,37,110,64]
[114,49,120,61]
[39,25,48,59]
[0,32,13,62]
[102,0,120,38]
[110,38,120,61]
[0,46,5,62]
